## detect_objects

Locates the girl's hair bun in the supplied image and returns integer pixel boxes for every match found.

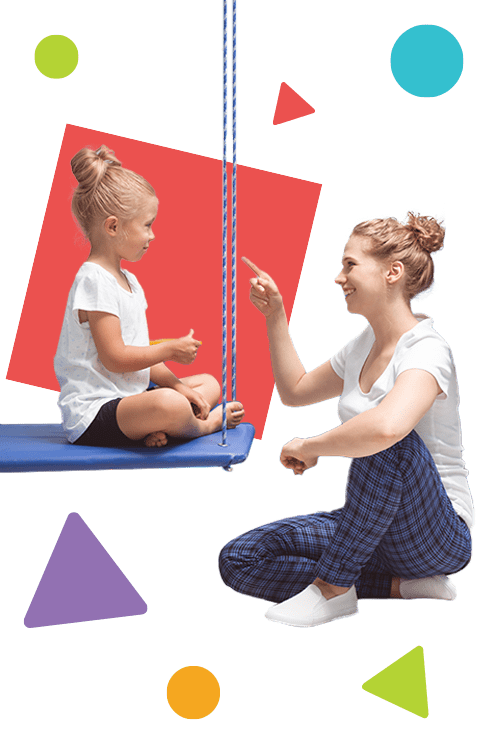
[94,145,121,165]
[406,212,445,254]
[70,145,155,240]
[70,145,121,193]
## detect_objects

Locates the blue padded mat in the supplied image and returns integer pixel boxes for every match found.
[0,423,255,473]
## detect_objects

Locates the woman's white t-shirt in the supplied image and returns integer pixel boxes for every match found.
[54,263,150,442]
[330,315,473,529]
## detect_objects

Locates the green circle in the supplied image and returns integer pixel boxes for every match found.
[35,35,78,79]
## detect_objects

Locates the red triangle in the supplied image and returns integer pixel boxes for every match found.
[273,83,315,125]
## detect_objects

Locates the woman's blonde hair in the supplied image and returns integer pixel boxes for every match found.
[352,212,445,300]
[71,145,155,239]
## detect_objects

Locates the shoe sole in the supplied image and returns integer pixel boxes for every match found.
[427,590,456,600]
[400,575,457,600]
[405,591,457,600]
[265,606,358,628]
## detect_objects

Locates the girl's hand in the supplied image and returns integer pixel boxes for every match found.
[170,329,202,364]
[177,385,210,420]
[280,438,318,475]
[242,257,284,318]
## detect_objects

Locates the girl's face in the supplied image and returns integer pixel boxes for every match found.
[118,196,158,263]
[334,234,391,317]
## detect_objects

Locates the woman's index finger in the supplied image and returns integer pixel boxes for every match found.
[241,256,263,276]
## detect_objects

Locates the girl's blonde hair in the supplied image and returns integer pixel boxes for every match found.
[352,212,445,300]
[71,145,155,239]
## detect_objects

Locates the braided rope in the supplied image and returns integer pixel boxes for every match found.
[231,0,237,402]
[221,0,228,445]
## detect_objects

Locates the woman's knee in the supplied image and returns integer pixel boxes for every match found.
[218,541,229,564]
[218,541,235,586]
[218,530,268,589]
[395,429,431,461]
[351,431,429,480]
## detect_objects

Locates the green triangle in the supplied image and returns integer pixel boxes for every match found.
[362,646,428,718]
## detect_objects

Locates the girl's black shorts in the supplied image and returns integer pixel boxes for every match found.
[73,398,138,447]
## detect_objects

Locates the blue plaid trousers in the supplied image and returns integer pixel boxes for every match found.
[219,430,471,600]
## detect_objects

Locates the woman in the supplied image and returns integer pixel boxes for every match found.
[219,213,473,628]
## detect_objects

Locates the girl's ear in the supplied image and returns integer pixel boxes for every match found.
[104,215,119,236]
[386,260,404,285]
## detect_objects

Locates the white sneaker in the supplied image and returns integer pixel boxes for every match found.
[399,575,457,600]
[265,584,358,627]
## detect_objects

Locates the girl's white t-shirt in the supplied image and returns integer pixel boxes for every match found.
[330,315,473,529]
[54,262,150,442]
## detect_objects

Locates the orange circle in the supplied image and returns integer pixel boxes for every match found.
[167,666,220,719]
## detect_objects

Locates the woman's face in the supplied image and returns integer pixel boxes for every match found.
[334,234,390,317]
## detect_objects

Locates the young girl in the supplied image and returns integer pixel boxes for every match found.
[219,213,473,627]
[54,145,244,447]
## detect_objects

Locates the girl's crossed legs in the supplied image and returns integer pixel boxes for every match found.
[117,373,244,446]
[219,430,471,603]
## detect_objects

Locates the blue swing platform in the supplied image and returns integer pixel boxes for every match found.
[0,422,255,473]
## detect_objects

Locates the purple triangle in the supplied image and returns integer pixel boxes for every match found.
[24,513,147,628]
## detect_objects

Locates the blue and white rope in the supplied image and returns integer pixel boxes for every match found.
[231,0,237,403]
[221,0,228,445]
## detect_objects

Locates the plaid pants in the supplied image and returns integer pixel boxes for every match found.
[219,430,471,600]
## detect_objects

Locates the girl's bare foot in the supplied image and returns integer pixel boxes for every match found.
[205,401,245,435]
[226,401,245,428]
[141,402,243,444]
[144,430,168,448]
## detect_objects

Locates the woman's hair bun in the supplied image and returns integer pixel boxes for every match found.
[406,212,445,254]
[70,145,121,192]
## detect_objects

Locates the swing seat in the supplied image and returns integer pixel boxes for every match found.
[0,422,255,473]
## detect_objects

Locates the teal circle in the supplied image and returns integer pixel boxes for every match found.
[391,25,463,97]
[35,35,78,79]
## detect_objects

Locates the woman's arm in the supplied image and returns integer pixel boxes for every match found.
[281,369,442,473]
[266,309,344,405]
[243,257,344,405]
[87,311,201,373]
